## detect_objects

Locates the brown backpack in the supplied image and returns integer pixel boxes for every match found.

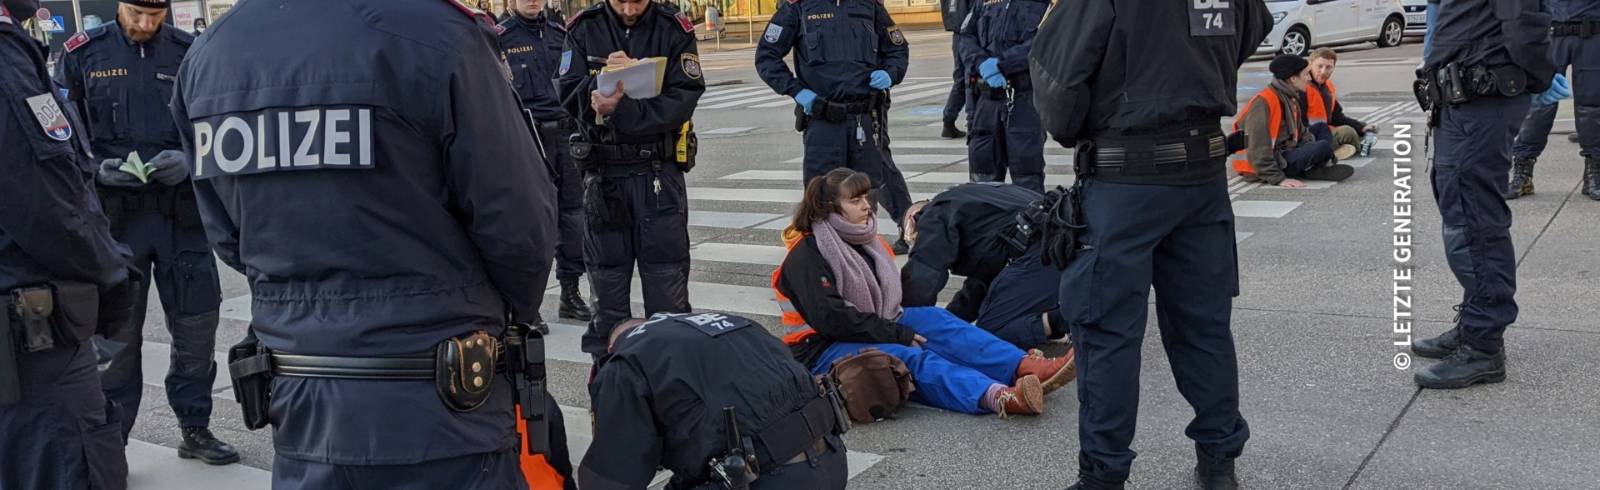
[827,348,916,424]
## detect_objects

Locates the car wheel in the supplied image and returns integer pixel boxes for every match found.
[1282,27,1309,57]
[1378,16,1405,48]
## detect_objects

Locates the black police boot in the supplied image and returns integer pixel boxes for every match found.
[941,119,966,139]
[1504,157,1536,200]
[1195,448,1239,490]
[1584,157,1600,201]
[178,427,240,465]
[1415,344,1506,389]
[1064,481,1125,490]
[1411,326,1462,359]
[558,279,593,322]
[1303,163,1355,182]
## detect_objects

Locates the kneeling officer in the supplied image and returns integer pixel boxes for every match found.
[582,312,849,490]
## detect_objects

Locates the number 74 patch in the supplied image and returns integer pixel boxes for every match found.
[1188,0,1236,38]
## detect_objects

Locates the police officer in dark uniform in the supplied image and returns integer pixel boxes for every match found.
[939,0,970,139]
[54,0,238,464]
[500,0,594,324]
[955,0,1049,194]
[754,0,916,253]
[172,0,571,486]
[1410,0,1556,389]
[582,312,848,490]
[901,183,1067,350]
[1030,1,1272,488]
[557,0,704,358]
[1506,0,1600,201]
[1,1,137,488]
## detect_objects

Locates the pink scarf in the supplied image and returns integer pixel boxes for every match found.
[811,213,902,321]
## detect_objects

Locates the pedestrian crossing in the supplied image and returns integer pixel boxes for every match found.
[698,79,959,111]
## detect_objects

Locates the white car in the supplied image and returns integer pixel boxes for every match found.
[1258,0,1409,57]
[1401,0,1428,36]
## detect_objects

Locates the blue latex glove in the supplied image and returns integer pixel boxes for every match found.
[1532,73,1572,106]
[869,70,892,90]
[795,89,818,115]
[979,57,1002,80]
[984,73,1008,89]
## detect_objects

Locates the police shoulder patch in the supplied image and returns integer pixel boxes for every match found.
[763,24,783,44]
[442,0,495,27]
[887,25,905,46]
[682,53,701,80]
[64,32,90,53]
[559,50,573,75]
[494,24,507,35]
[676,12,695,33]
[25,93,72,142]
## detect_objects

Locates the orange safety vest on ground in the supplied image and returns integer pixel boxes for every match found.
[517,404,567,489]
[1230,87,1289,177]
[770,226,896,346]
[1305,79,1338,126]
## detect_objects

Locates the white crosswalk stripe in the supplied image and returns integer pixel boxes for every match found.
[698,80,957,110]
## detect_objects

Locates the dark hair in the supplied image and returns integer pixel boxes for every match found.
[791,168,873,232]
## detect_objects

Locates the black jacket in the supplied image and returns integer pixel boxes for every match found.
[557,1,704,144]
[941,0,969,32]
[1424,0,1555,93]
[777,234,915,368]
[901,183,1039,319]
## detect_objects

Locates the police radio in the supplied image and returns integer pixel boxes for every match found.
[709,406,760,489]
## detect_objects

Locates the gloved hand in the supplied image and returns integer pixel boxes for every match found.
[869,70,892,90]
[984,72,1008,89]
[795,89,818,115]
[1532,73,1572,106]
[96,159,146,187]
[147,149,191,185]
[979,57,1002,80]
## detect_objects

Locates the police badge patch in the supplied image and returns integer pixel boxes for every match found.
[682,53,702,80]
[763,24,783,44]
[25,94,72,141]
[559,50,573,75]
[887,26,905,46]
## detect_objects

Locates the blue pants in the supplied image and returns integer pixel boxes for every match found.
[96,209,223,437]
[968,89,1046,194]
[1281,123,1335,178]
[1434,96,1528,353]
[810,307,1024,414]
[1059,176,1249,485]
[0,345,128,490]
[802,114,913,228]
[943,37,968,124]
[974,244,1061,349]
[580,166,692,357]
[1513,34,1600,160]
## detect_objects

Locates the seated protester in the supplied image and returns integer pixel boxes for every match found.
[582,313,849,490]
[1306,48,1376,152]
[772,169,1076,419]
[900,183,1073,356]
[1233,55,1356,188]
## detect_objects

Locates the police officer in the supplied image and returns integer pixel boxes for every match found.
[557,0,704,358]
[54,0,239,464]
[1410,1,1556,389]
[500,0,595,324]
[1506,0,1600,201]
[939,0,970,139]
[582,312,848,490]
[2,1,137,488]
[955,0,1049,194]
[172,0,572,485]
[901,183,1068,350]
[1030,1,1272,488]
[754,0,916,253]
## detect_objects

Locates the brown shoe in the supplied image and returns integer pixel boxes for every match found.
[1017,348,1077,394]
[993,375,1045,417]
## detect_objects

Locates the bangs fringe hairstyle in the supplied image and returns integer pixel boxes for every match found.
[791,168,873,232]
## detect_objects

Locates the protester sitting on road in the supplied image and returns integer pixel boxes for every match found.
[1233,55,1356,188]
[1306,48,1376,151]
[901,183,1074,356]
[771,169,1075,418]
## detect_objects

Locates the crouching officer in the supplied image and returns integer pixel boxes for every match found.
[54,0,238,463]
[955,0,1049,194]
[582,312,849,490]
[1030,1,1272,488]
[754,0,916,253]
[500,0,594,325]
[173,0,572,486]
[2,2,138,488]
[900,183,1069,351]
[1410,0,1555,389]
[558,0,704,358]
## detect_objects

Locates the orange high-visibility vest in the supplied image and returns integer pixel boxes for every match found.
[516,405,568,490]
[1305,80,1339,126]
[770,226,896,346]
[1230,87,1290,176]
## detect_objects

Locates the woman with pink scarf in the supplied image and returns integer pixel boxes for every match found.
[772,169,1074,417]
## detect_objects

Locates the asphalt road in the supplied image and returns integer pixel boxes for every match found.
[121,28,1600,489]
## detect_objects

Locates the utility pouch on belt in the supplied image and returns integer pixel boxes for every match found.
[1042,141,1095,269]
[1,300,21,405]
[569,133,595,170]
[12,287,55,353]
[434,330,498,413]
[48,282,99,346]
[675,120,697,173]
[826,348,915,424]
[227,328,273,430]
[504,321,551,455]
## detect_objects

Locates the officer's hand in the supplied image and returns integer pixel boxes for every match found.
[605,51,634,68]
[795,89,818,115]
[979,57,1002,79]
[869,70,892,90]
[1278,178,1306,189]
[148,150,191,186]
[1533,73,1572,106]
[592,82,625,116]
[984,73,1008,89]
[96,159,146,188]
